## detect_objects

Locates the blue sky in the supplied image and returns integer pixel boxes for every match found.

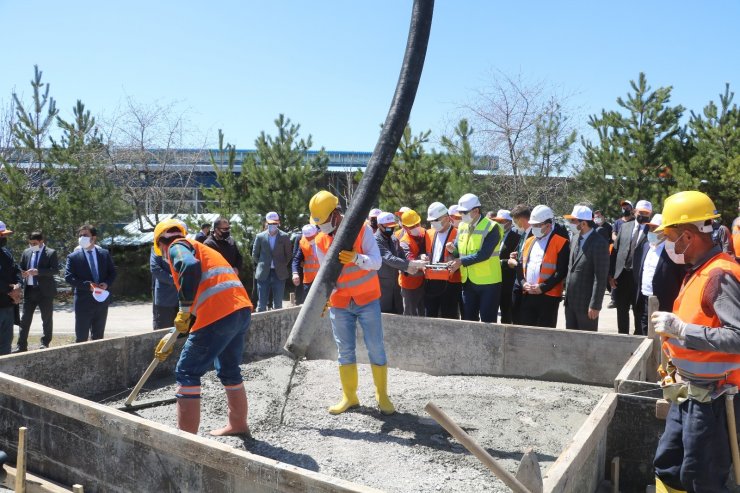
[2,1,738,152]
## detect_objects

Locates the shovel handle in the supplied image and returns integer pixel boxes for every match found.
[124,330,178,407]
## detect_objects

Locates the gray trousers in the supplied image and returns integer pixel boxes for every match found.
[564,302,599,331]
[401,286,425,316]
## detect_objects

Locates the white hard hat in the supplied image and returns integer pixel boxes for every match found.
[427,202,448,221]
[635,200,653,213]
[377,212,396,225]
[448,205,462,217]
[301,224,318,237]
[564,205,593,222]
[530,205,554,224]
[457,193,481,212]
[648,213,663,228]
[493,209,513,222]
[368,208,382,218]
[266,211,280,224]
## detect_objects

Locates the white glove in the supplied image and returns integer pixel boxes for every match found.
[652,311,687,340]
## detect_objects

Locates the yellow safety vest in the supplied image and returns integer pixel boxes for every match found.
[457,217,503,284]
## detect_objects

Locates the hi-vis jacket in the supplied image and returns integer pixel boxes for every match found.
[299,237,320,284]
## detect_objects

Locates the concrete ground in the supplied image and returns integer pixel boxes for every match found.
[20,297,624,346]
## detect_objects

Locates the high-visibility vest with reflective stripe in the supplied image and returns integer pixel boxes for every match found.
[664,252,740,386]
[168,239,252,332]
[398,230,426,289]
[457,217,503,284]
[315,226,381,308]
[424,226,461,283]
[521,233,567,298]
[299,237,320,284]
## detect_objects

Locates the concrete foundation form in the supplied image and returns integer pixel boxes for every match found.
[0,307,646,492]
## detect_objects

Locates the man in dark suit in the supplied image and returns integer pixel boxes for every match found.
[634,214,685,335]
[593,210,613,245]
[563,206,610,331]
[252,211,293,311]
[64,224,117,342]
[0,221,22,356]
[16,231,58,351]
[194,223,210,243]
[492,210,520,324]
[375,212,422,314]
[609,200,652,334]
[509,204,533,324]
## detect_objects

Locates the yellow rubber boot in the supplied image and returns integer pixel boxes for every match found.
[328,364,360,414]
[371,364,396,415]
[655,476,686,493]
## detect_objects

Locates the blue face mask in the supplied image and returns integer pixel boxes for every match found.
[268,224,278,234]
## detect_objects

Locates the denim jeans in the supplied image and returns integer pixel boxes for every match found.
[0,306,14,355]
[256,269,286,312]
[175,307,251,388]
[329,299,387,366]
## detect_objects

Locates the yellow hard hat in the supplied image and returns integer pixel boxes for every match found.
[655,191,720,232]
[401,209,421,228]
[309,190,339,225]
[153,219,187,256]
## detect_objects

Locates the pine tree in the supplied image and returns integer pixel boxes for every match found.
[439,119,478,206]
[580,73,685,216]
[12,65,58,164]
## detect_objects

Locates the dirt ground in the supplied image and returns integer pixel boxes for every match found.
[102,356,608,493]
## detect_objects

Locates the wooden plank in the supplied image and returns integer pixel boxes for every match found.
[1,464,72,493]
[542,393,618,492]
[15,426,27,493]
[610,456,619,493]
[647,296,661,381]
[614,338,653,391]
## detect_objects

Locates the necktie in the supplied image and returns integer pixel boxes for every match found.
[32,251,39,269]
[87,250,99,283]
[574,235,582,257]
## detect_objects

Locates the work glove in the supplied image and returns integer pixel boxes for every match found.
[154,333,174,362]
[338,250,358,265]
[652,311,687,340]
[174,310,192,334]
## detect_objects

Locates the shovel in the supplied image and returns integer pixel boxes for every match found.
[122,329,179,409]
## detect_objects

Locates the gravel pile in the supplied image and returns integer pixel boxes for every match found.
[104,355,608,492]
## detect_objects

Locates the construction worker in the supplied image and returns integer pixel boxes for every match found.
[447,193,503,323]
[423,202,461,319]
[291,224,319,304]
[308,191,395,415]
[517,205,569,328]
[652,191,740,492]
[398,209,428,316]
[152,219,254,436]
[366,208,382,234]
[393,206,411,240]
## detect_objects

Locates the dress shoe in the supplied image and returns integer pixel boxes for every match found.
[607,300,616,309]
[12,346,27,353]
[38,344,48,350]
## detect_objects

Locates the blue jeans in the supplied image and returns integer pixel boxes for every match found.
[256,269,286,312]
[0,306,14,355]
[175,308,251,389]
[329,299,387,366]
[462,281,501,323]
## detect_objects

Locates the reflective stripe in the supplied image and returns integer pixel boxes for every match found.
[541,262,557,270]
[671,357,740,377]
[540,273,552,280]
[304,266,319,272]
[201,266,238,282]
[336,270,376,289]
[193,281,243,313]
[341,264,363,275]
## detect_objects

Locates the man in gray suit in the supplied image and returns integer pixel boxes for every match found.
[563,205,610,331]
[252,211,292,312]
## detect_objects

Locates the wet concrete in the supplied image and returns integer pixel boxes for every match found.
[102,356,608,492]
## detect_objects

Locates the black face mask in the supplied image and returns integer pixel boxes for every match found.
[217,229,230,239]
[381,227,394,236]
[370,217,378,229]
[636,215,650,224]
[622,208,632,217]
[0,237,6,248]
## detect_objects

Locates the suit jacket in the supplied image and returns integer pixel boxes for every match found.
[565,231,610,312]
[610,219,647,279]
[635,244,686,311]
[498,228,521,286]
[20,245,58,297]
[64,246,117,306]
[374,229,409,282]
[252,229,292,281]
[0,247,22,309]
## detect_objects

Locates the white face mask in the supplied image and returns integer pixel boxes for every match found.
[461,212,473,224]
[410,226,424,237]
[532,226,546,239]
[30,245,40,252]
[78,236,92,249]
[430,221,443,231]
[647,231,662,246]
[309,239,316,246]
[318,221,335,234]
[664,233,687,264]
[594,217,604,226]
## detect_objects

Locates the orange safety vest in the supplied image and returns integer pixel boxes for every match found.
[521,233,568,298]
[424,226,462,283]
[299,237,320,284]
[398,230,426,289]
[663,252,740,387]
[315,226,381,308]
[168,239,252,332]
